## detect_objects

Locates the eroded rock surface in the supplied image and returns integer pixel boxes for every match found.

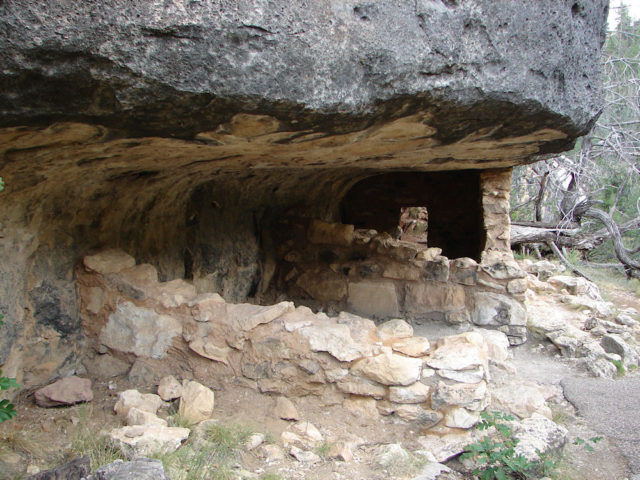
[0,1,607,389]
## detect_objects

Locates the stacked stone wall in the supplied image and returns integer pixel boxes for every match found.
[270,169,528,345]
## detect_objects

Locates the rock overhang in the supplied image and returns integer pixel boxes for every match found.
[1,0,607,147]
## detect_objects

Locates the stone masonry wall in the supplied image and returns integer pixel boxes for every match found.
[270,169,529,345]
[77,249,516,436]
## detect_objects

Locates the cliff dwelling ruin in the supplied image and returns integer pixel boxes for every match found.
[0,0,609,454]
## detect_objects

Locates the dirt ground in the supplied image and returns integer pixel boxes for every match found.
[1,277,639,480]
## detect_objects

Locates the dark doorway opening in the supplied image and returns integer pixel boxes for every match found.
[341,171,486,261]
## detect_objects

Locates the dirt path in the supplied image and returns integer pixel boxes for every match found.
[413,319,635,480]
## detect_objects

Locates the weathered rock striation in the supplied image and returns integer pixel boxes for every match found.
[0,1,608,385]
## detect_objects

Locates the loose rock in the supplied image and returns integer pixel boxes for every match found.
[34,376,93,407]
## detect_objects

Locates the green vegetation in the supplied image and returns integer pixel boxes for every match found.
[155,421,254,480]
[573,436,602,454]
[461,411,555,480]
[70,405,123,469]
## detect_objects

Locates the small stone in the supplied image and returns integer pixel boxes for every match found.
[390,336,431,357]
[291,421,323,446]
[350,351,423,386]
[601,334,639,367]
[262,444,285,463]
[157,375,183,402]
[514,414,568,461]
[443,407,479,429]
[336,376,387,399]
[328,441,354,462]
[389,382,430,404]
[377,443,410,468]
[91,457,170,480]
[426,332,487,371]
[274,397,299,421]
[34,376,93,407]
[437,367,485,384]
[289,446,321,463]
[244,433,265,451]
[431,381,488,411]
[109,425,190,456]
[126,407,167,427]
[188,293,227,322]
[178,380,215,424]
[114,390,163,417]
[154,279,197,308]
[394,405,442,427]
[83,249,135,274]
[299,323,373,362]
[616,314,638,327]
[474,329,510,362]
[417,431,472,462]
[377,319,414,341]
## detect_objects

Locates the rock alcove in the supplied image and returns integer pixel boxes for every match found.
[0,0,608,392]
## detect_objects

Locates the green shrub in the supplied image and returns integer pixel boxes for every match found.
[0,317,20,423]
[461,411,554,480]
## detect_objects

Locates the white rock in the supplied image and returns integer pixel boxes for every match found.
[157,375,183,402]
[426,332,488,371]
[100,302,181,359]
[154,279,197,308]
[514,414,568,461]
[126,407,167,427]
[262,444,285,463]
[389,382,430,404]
[472,292,526,327]
[474,329,510,362]
[244,433,265,451]
[227,301,294,332]
[291,421,323,446]
[109,424,190,456]
[188,293,227,322]
[431,381,488,411]
[377,443,410,468]
[377,319,414,340]
[437,367,485,384]
[417,431,472,462]
[114,390,163,417]
[290,446,321,463]
[274,396,299,421]
[390,337,431,357]
[351,351,423,386]
[178,380,215,424]
[443,407,479,429]
[83,249,135,274]
[491,381,552,419]
[299,323,373,362]
[548,276,602,300]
